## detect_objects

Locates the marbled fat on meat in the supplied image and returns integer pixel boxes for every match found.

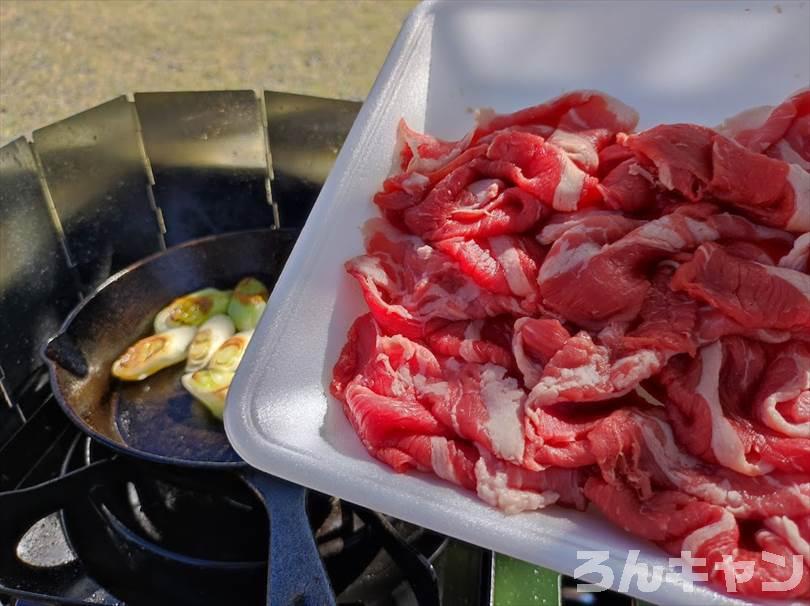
[333,90,810,600]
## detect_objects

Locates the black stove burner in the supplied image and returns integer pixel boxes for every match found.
[58,435,265,606]
[0,381,465,606]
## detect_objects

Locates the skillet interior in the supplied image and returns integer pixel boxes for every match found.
[44,228,297,466]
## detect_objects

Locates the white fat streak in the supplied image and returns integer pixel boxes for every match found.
[697,342,774,476]
[467,179,503,204]
[601,92,640,129]
[479,364,526,462]
[628,162,655,183]
[751,329,793,343]
[429,437,459,484]
[630,221,687,250]
[415,245,433,260]
[611,350,664,391]
[512,318,544,389]
[758,353,810,438]
[401,172,430,194]
[530,343,662,408]
[463,319,483,340]
[657,163,674,190]
[681,510,737,555]
[388,126,409,176]
[549,130,598,170]
[406,130,473,174]
[351,256,414,321]
[780,232,810,270]
[552,154,587,211]
[635,385,666,407]
[489,236,534,296]
[415,281,486,320]
[538,237,601,282]
[765,516,810,562]
[537,223,569,246]
[621,215,718,254]
[774,141,810,170]
[537,210,622,245]
[715,105,774,140]
[563,107,590,130]
[785,163,810,232]
[762,259,810,299]
[353,255,392,285]
[640,416,809,515]
[459,320,483,362]
[373,351,412,398]
[474,456,558,514]
[528,337,604,407]
[393,363,412,397]
[413,374,449,398]
[683,217,721,243]
[474,107,497,129]
[640,415,720,490]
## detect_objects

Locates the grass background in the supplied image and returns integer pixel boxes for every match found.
[0,0,417,143]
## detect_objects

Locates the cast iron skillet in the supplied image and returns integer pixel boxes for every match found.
[0,229,335,606]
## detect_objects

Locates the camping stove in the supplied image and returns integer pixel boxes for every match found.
[0,91,634,606]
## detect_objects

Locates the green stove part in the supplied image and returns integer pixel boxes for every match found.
[493,554,561,606]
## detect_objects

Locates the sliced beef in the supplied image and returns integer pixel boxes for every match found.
[425,318,514,368]
[720,88,810,168]
[625,125,810,232]
[472,90,639,154]
[401,164,550,240]
[754,341,810,439]
[336,91,810,601]
[525,331,668,409]
[475,450,587,513]
[331,314,478,487]
[345,220,530,337]
[672,242,810,333]
[539,205,792,328]
[429,360,527,464]
[435,234,545,302]
[512,317,570,388]
[468,131,603,211]
[661,339,810,476]
[780,232,810,273]
[586,481,810,600]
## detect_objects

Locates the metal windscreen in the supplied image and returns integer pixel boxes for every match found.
[0,90,360,405]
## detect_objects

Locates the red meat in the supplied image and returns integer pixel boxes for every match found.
[720,89,810,167]
[335,91,810,601]
[661,338,810,476]
[672,243,810,332]
[781,232,810,273]
[539,205,792,328]
[435,234,545,302]
[345,220,530,337]
[625,125,810,232]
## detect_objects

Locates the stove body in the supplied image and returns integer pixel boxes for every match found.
[0,92,632,606]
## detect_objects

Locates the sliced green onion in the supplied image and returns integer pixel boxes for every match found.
[181,369,234,419]
[154,288,232,333]
[227,277,269,331]
[207,330,253,373]
[112,326,196,381]
[185,314,235,372]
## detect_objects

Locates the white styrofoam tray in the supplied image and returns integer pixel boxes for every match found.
[225,2,810,604]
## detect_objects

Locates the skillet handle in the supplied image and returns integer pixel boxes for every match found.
[241,470,336,606]
[43,331,89,378]
[0,458,119,570]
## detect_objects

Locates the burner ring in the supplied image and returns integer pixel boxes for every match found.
[57,434,449,605]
